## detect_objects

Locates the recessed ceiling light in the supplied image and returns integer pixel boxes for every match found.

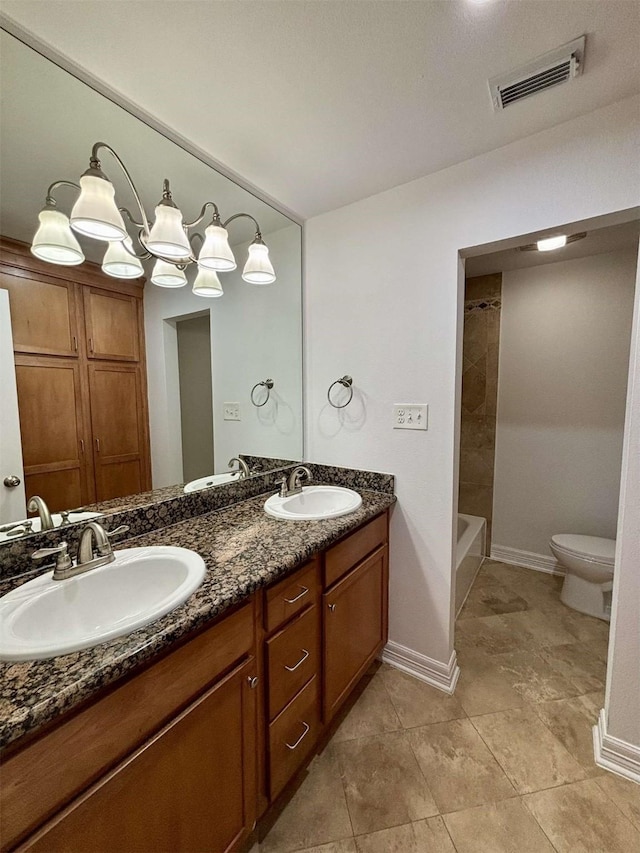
[536,235,568,252]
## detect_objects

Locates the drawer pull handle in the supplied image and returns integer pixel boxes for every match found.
[284,649,310,672]
[247,676,259,689]
[328,603,336,612]
[286,721,310,750]
[284,586,309,605]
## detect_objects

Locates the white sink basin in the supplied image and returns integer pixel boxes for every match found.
[183,472,240,493]
[0,546,206,661]
[264,485,362,521]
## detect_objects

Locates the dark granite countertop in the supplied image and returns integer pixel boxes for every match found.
[0,488,394,752]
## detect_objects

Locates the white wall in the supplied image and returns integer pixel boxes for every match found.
[305,95,640,671]
[606,250,640,751]
[145,223,303,487]
[493,249,637,558]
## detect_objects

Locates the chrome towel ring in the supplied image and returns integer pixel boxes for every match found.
[251,378,274,407]
[327,375,353,409]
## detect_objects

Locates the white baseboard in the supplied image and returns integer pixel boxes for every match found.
[593,709,640,784]
[490,543,564,576]
[382,641,460,694]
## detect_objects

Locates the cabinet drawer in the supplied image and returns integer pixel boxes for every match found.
[267,605,319,721]
[324,513,387,588]
[269,676,320,801]
[265,559,318,633]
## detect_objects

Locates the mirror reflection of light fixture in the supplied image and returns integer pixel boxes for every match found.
[30,181,85,265]
[32,142,276,297]
[242,238,276,284]
[192,267,223,298]
[102,237,144,279]
[151,259,187,288]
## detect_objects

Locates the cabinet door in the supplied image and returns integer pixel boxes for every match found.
[15,356,93,511]
[88,363,150,501]
[24,657,258,853]
[0,270,79,357]
[323,546,387,722]
[84,287,140,362]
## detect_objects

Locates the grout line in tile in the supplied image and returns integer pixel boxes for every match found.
[519,792,563,853]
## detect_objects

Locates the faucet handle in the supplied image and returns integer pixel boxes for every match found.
[32,541,73,573]
[279,475,288,498]
[105,525,130,540]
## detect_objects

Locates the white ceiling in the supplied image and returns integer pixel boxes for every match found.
[1,0,639,219]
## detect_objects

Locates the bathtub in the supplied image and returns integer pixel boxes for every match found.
[455,513,487,616]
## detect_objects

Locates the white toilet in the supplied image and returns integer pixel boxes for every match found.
[549,534,615,622]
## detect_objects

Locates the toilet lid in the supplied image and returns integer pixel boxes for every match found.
[551,534,616,566]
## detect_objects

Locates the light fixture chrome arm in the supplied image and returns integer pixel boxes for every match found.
[184,201,221,229]
[223,212,263,239]
[45,180,80,206]
[119,206,145,230]
[90,141,151,236]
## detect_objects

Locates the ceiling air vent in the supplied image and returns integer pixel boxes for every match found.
[489,36,585,111]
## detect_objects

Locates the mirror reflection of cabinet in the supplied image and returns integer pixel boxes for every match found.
[0,238,151,511]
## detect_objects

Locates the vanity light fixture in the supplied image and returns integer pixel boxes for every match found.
[151,259,188,288]
[31,142,276,294]
[102,236,144,279]
[537,234,567,252]
[192,267,224,298]
[31,181,85,266]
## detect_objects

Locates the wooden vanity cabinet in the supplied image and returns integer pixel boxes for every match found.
[2,602,259,853]
[262,559,322,801]
[0,238,151,510]
[323,514,389,723]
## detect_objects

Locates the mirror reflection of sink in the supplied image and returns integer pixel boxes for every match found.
[183,473,241,493]
[0,511,103,543]
[0,546,206,661]
[264,486,362,521]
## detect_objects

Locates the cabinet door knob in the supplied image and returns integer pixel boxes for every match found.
[247,676,259,689]
[328,603,336,612]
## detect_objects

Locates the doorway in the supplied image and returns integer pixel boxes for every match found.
[176,313,214,483]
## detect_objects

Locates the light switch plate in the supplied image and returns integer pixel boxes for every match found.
[223,402,241,421]
[393,404,428,430]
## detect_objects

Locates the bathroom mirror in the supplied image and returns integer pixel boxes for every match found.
[0,29,303,530]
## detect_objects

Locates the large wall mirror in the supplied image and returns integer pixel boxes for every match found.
[0,29,303,531]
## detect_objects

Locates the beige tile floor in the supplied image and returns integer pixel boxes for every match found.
[258,560,640,852]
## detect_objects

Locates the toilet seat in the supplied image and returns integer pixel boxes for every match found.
[550,534,615,567]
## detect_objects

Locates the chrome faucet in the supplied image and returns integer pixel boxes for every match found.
[280,466,312,497]
[32,521,129,581]
[228,457,251,479]
[27,495,54,531]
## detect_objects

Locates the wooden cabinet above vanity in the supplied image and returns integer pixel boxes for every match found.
[0,506,390,853]
[0,237,151,510]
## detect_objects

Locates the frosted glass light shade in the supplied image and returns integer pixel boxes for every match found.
[102,237,144,279]
[151,259,187,288]
[70,175,127,241]
[146,205,191,259]
[242,242,276,284]
[537,235,567,252]
[197,223,236,271]
[31,209,84,265]
[192,268,223,298]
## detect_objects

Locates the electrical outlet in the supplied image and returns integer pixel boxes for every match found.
[223,402,241,421]
[393,404,428,430]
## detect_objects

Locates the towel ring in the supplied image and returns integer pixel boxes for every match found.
[251,378,274,407]
[327,375,353,409]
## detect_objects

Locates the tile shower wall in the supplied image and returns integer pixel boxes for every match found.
[459,274,501,548]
